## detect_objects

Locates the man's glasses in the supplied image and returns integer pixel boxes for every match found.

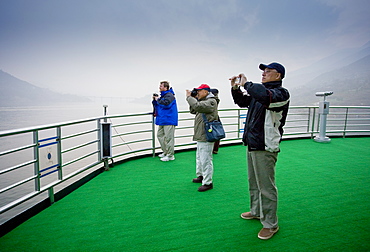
[263,69,278,74]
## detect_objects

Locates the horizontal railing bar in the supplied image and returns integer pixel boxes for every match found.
[112,147,155,159]
[326,129,370,133]
[62,139,99,154]
[283,131,317,136]
[178,118,196,122]
[0,191,40,214]
[112,138,152,148]
[40,164,59,173]
[112,129,152,137]
[222,123,238,126]
[40,168,59,178]
[339,129,370,132]
[284,125,309,129]
[38,136,58,143]
[0,143,35,157]
[112,121,152,128]
[343,118,370,121]
[218,115,241,119]
[345,124,370,127]
[0,117,102,137]
[39,141,58,148]
[0,160,37,175]
[0,175,37,194]
[286,119,310,123]
[62,128,98,140]
[63,151,99,167]
[174,134,194,139]
[327,118,370,121]
[285,112,312,115]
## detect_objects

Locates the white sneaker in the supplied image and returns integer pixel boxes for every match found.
[158,153,166,158]
[160,155,175,161]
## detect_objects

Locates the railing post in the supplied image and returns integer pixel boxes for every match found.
[97,119,102,161]
[33,130,41,191]
[152,113,156,157]
[48,188,55,204]
[311,108,316,139]
[238,109,241,139]
[57,126,63,180]
[343,107,349,138]
[307,107,311,134]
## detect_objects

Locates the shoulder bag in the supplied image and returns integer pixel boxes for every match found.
[201,113,226,142]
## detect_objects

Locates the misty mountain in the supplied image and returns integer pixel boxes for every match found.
[0,70,90,107]
[286,41,370,106]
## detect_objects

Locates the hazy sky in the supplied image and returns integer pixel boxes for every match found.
[1,0,369,102]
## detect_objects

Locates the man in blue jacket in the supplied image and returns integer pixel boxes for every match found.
[230,62,290,240]
[152,81,178,161]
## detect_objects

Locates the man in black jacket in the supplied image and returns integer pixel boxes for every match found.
[230,62,289,240]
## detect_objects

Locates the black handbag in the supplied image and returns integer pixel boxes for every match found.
[201,113,226,142]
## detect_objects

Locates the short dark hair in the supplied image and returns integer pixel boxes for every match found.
[160,81,170,90]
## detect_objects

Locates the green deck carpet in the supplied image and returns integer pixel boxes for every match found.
[1,138,369,251]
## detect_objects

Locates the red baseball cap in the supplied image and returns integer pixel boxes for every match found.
[195,84,211,91]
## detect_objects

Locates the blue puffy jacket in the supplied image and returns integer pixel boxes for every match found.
[152,88,178,126]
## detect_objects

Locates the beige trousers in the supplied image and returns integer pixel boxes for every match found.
[157,125,175,156]
[196,141,214,185]
[247,150,278,228]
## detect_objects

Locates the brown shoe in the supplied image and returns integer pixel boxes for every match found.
[240,212,260,220]
[198,183,213,192]
[258,227,279,240]
[192,176,203,183]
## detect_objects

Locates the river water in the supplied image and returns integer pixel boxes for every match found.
[0,101,151,131]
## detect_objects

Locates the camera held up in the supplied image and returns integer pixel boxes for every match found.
[190,88,198,97]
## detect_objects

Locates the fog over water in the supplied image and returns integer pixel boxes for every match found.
[0,101,153,131]
[1,0,369,100]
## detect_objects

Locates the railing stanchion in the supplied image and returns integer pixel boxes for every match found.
[343,107,349,138]
[152,113,156,157]
[57,126,63,180]
[237,109,241,139]
[33,130,41,191]
[48,187,55,204]
[311,107,317,138]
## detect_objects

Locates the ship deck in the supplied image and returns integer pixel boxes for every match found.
[1,137,369,251]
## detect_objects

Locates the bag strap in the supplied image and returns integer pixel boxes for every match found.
[201,113,209,123]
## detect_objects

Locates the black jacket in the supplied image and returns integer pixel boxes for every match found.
[231,81,290,152]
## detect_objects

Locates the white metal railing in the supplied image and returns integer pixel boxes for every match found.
[0,106,369,224]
